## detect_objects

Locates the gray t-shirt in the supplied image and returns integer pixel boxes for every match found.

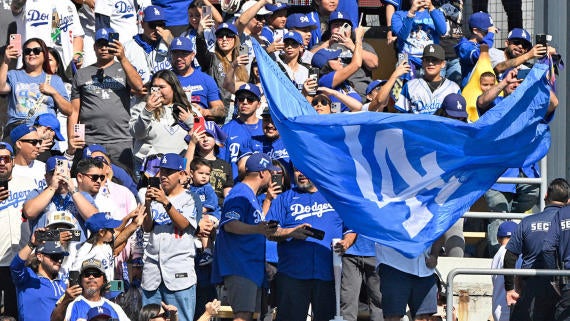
[71,62,132,143]
[329,41,376,100]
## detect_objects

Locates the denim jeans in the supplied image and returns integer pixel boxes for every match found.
[143,283,196,321]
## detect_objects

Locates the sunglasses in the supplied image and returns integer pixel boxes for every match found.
[311,98,330,107]
[82,270,104,278]
[92,156,109,166]
[148,22,166,29]
[255,14,267,21]
[150,311,171,320]
[23,47,42,56]
[236,95,259,103]
[19,139,43,146]
[509,39,531,48]
[82,173,106,182]
[284,40,300,48]
[45,254,65,263]
[216,31,236,39]
[0,155,12,163]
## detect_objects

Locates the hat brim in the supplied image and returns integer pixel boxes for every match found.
[446,110,468,118]
[54,129,65,141]
[81,265,106,275]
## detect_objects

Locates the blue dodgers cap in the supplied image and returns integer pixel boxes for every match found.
[82,144,108,159]
[0,142,13,155]
[37,241,69,255]
[441,93,468,118]
[365,80,388,95]
[283,31,303,45]
[87,306,113,321]
[143,5,165,22]
[311,48,342,68]
[204,121,228,146]
[95,28,115,41]
[34,113,64,141]
[157,153,186,171]
[286,13,316,30]
[235,83,262,100]
[45,156,67,172]
[85,212,122,233]
[170,36,195,52]
[265,2,288,13]
[507,28,532,47]
[497,221,518,238]
[329,10,352,26]
[10,124,36,143]
[215,22,238,36]
[468,11,493,30]
[245,153,280,173]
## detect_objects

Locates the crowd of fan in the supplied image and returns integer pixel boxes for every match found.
[0,0,560,321]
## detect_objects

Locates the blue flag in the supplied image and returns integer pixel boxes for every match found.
[252,40,551,257]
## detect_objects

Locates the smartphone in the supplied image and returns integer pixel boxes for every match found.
[339,22,352,36]
[331,102,341,113]
[194,115,206,132]
[35,230,60,242]
[149,177,161,189]
[109,280,124,292]
[308,67,319,96]
[535,34,547,46]
[0,180,8,191]
[273,29,284,43]
[172,102,188,121]
[9,34,21,55]
[304,226,325,240]
[60,228,81,242]
[68,271,80,287]
[151,86,160,94]
[202,5,212,17]
[267,220,279,228]
[56,159,70,178]
[108,32,120,53]
[73,123,85,141]
[397,52,408,66]
[271,173,283,190]
[239,43,249,57]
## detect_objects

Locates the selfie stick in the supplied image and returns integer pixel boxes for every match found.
[330,238,347,321]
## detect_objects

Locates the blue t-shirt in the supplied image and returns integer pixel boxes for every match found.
[455,33,495,87]
[318,72,362,112]
[176,69,222,108]
[11,255,67,321]
[266,188,344,281]
[219,119,264,180]
[190,183,220,220]
[506,205,562,269]
[7,70,69,125]
[241,136,293,178]
[212,183,265,286]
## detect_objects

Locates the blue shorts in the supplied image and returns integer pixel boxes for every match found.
[378,264,437,318]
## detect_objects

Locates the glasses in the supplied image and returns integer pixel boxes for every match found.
[150,311,171,320]
[0,155,12,164]
[236,95,259,103]
[284,41,300,48]
[19,139,43,146]
[82,173,106,182]
[82,270,104,278]
[255,14,267,21]
[92,156,109,166]
[148,22,166,29]
[23,47,42,56]
[216,31,235,39]
[311,98,330,106]
[45,254,65,263]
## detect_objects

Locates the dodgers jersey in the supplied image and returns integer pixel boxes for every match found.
[395,78,460,114]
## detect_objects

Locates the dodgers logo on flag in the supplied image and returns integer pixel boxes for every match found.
[251,39,552,257]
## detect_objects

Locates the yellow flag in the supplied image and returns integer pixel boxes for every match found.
[462,44,497,122]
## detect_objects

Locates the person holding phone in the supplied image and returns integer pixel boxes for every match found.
[265,167,354,321]
[130,69,198,171]
[0,38,72,138]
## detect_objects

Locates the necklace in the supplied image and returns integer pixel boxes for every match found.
[426,78,445,92]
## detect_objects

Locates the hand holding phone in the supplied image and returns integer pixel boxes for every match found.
[9,34,21,56]
[149,177,161,189]
[68,271,80,287]
[303,226,325,240]
[202,5,212,17]
[56,159,70,178]
[271,173,283,190]
[267,220,279,228]
[239,43,249,57]
[73,124,85,141]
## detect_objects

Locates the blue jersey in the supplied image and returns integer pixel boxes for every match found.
[242,136,293,178]
[544,206,570,270]
[219,119,264,180]
[176,69,222,108]
[506,205,562,269]
[212,183,265,286]
[10,255,66,321]
[318,72,362,112]
[455,33,495,87]
[190,183,220,220]
[266,188,344,281]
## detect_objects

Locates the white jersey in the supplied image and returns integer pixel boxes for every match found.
[94,0,138,42]
[13,160,46,190]
[395,78,460,114]
[0,176,36,266]
[15,0,85,69]
[123,37,171,84]
[64,296,130,321]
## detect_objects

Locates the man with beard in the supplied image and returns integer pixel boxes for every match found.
[266,168,354,321]
[63,258,130,321]
[23,157,99,242]
[10,238,75,321]
[0,142,37,319]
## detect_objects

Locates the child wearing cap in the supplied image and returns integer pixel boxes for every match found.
[72,210,145,282]
[491,220,518,321]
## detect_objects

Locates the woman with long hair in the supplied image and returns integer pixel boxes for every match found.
[277,31,309,90]
[130,69,201,168]
[46,47,73,153]
[0,38,72,139]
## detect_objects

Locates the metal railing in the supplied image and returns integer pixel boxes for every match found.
[445,268,570,321]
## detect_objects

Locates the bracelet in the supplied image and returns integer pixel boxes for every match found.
[27,241,36,249]
[164,202,172,212]
[70,187,79,195]
[74,51,84,57]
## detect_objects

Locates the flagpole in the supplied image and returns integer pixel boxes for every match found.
[331,238,347,321]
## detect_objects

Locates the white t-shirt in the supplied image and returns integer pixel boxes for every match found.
[12,160,46,190]
[491,245,509,321]
[94,0,138,42]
